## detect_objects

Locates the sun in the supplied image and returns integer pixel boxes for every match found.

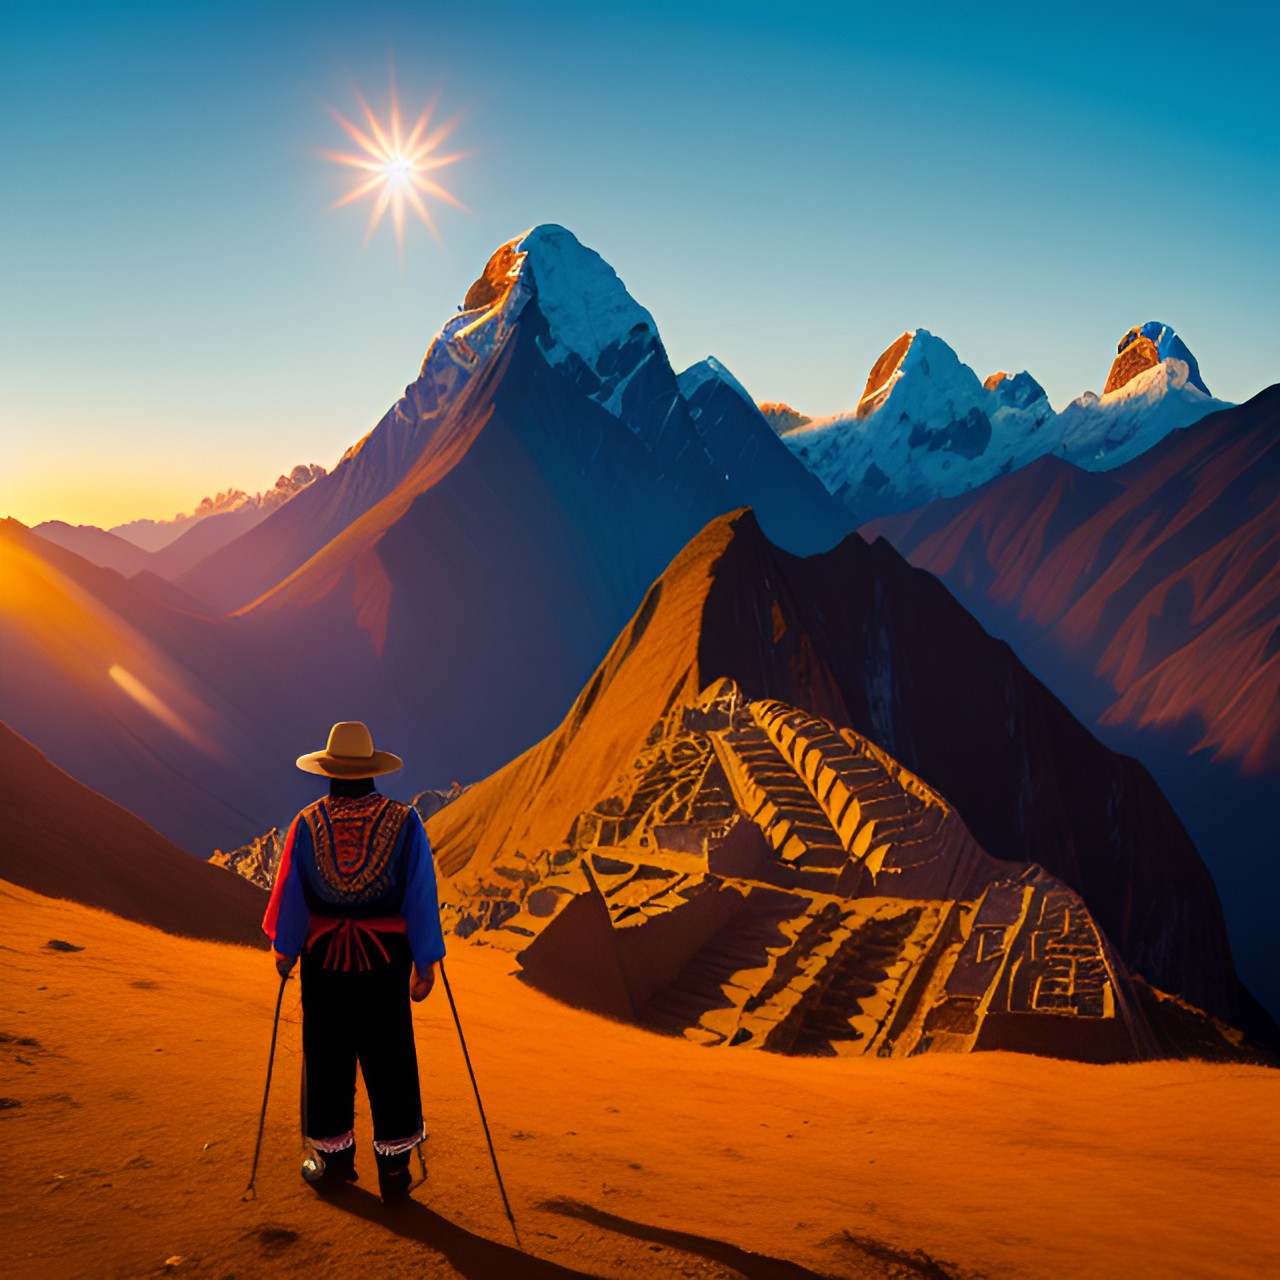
[321,84,466,251]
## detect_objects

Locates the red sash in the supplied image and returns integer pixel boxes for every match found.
[306,915,407,971]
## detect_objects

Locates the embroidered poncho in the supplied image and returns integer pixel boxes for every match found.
[262,793,446,970]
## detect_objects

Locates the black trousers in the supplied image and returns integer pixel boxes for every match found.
[300,931,422,1158]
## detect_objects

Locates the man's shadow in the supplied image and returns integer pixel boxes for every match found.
[320,1185,602,1280]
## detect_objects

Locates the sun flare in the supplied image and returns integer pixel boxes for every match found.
[321,84,466,251]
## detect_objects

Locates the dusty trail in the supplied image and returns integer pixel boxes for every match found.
[2,880,1277,1279]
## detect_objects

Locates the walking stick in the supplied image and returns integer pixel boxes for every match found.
[242,972,289,1201]
[439,961,521,1250]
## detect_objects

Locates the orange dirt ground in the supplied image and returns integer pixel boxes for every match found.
[2,880,1277,1280]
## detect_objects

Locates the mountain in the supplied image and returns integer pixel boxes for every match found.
[110,487,254,552]
[0,721,264,945]
[2,228,850,854]
[1104,321,1210,396]
[758,401,811,434]
[178,226,849,615]
[440,677,1252,1062]
[109,465,325,554]
[780,324,1230,522]
[31,521,156,576]
[143,464,328,581]
[861,385,1280,1017]
[427,509,1264,1040]
[32,467,327,586]
[782,329,1057,520]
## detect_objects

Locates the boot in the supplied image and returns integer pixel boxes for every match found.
[376,1151,413,1204]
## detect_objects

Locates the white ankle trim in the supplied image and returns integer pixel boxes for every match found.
[309,1130,355,1153]
[374,1124,424,1157]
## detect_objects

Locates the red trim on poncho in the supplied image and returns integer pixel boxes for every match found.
[262,815,300,944]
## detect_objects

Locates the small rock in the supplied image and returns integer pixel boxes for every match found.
[164,1256,184,1268]
[45,940,83,953]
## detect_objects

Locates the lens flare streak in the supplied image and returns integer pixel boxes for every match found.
[321,86,466,250]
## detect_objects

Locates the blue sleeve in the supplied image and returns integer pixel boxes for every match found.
[272,819,312,960]
[401,810,446,968]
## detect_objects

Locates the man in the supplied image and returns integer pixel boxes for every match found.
[263,721,446,1203]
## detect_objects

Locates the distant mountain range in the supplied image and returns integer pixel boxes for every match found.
[34,464,328,585]
[771,322,1231,522]
[4,223,1272,1051]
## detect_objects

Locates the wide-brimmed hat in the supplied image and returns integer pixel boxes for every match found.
[296,721,403,778]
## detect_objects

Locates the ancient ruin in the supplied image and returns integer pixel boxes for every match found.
[438,680,1238,1061]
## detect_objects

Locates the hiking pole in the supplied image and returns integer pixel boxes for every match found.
[439,961,521,1250]
[242,972,289,1201]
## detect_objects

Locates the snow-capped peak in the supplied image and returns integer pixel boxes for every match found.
[405,224,660,424]
[1105,320,1210,397]
[781,329,1058,520]
[852,329,991,421]
[519,224,657,372]
[676,357,755,408]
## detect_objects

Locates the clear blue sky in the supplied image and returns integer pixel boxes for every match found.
[3,0,1277,527]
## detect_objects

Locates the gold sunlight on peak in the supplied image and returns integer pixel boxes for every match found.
[320,83,466,251]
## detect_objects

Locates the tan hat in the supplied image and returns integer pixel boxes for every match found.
[296,721,403,778]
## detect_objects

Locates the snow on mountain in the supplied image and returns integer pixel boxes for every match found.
[1058,356,1231,471]
[404,224,660,428]
[676,355,753,404]
[781,323,1231,522]
[783,329,1057,521]
[181,224,848,614]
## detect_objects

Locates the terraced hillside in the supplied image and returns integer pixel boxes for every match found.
[438,681,1238,1063]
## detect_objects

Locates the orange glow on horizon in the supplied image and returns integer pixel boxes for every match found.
[320,81,467,252]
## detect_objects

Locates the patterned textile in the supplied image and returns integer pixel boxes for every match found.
[302,795,411,906]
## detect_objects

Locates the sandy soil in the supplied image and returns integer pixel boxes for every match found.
[2,879,1277,1280]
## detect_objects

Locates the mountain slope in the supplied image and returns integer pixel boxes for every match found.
[861,384,1280,1017]
[0,519,359,853]
[31,522,156,577]
[0,721,264,944]
[428,510,1257,1034]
